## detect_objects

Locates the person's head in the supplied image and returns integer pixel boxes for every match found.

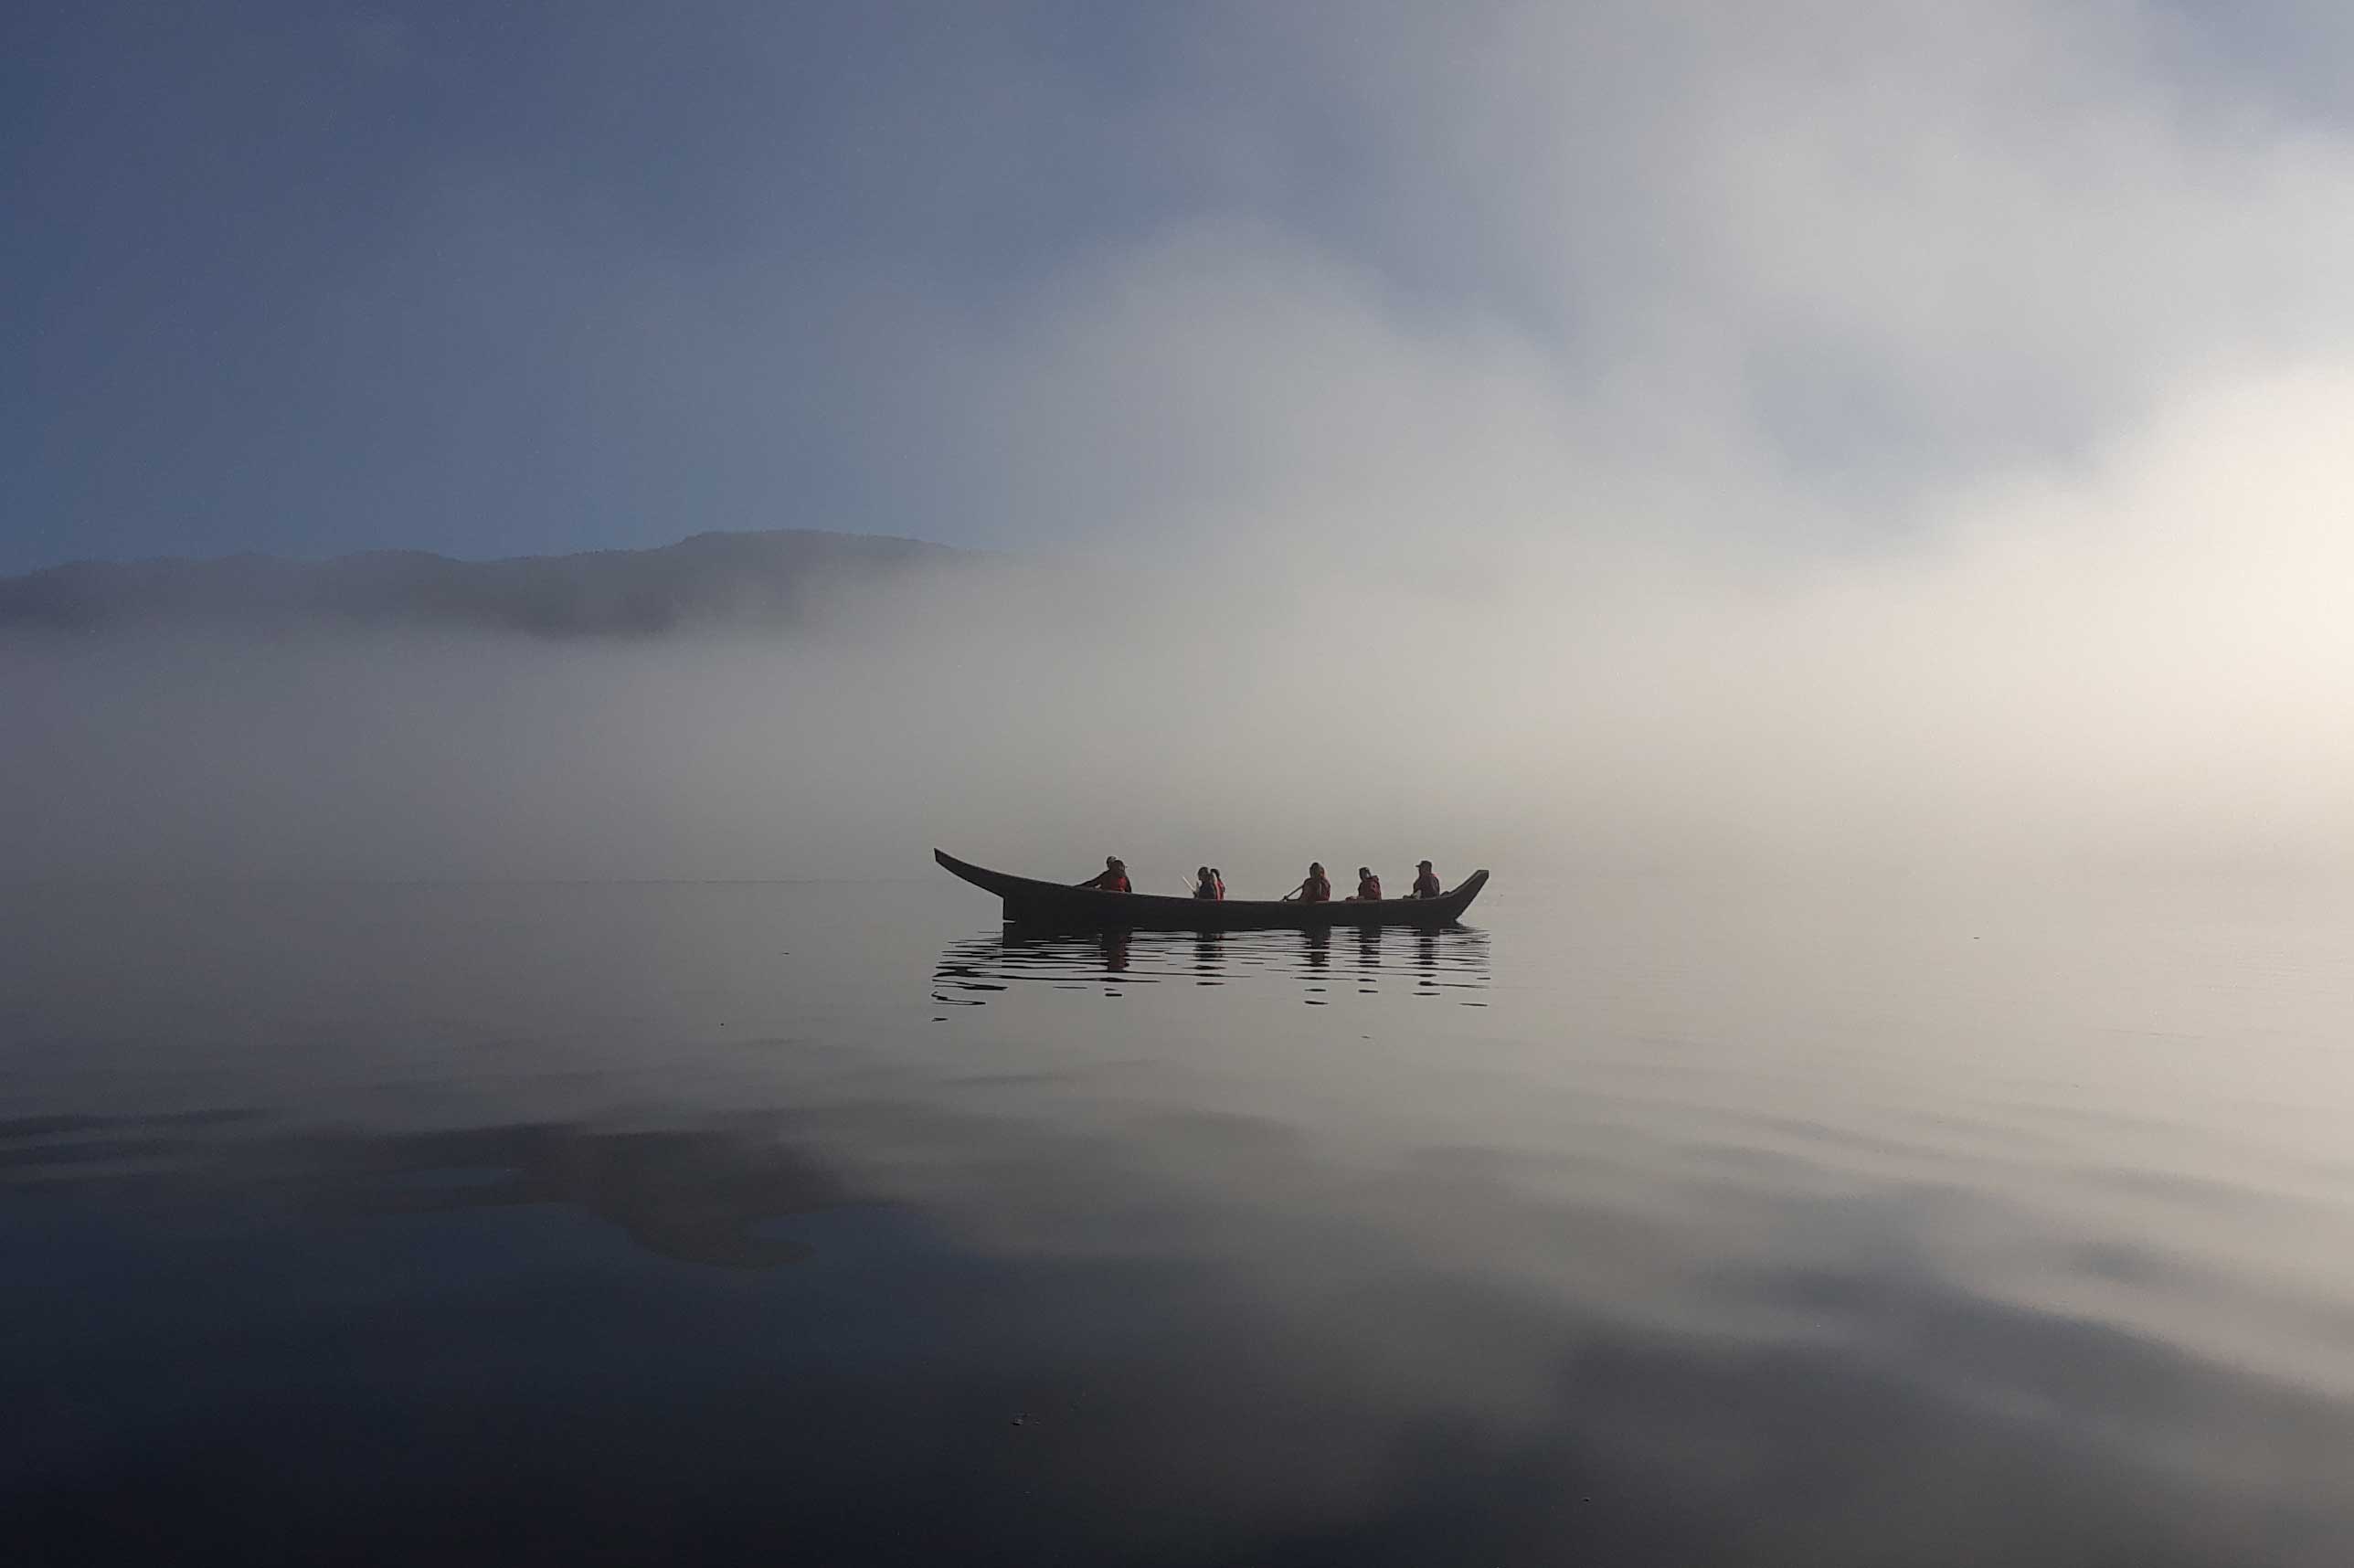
[1107,855,1123,869]
[1310,862,1325,876]
[1358,866,1372,879]
[1417,860,1433,871]
[1197,865,1211,879]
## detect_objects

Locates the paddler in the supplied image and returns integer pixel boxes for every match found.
[1282,862,1331,904]
[1076,855,1131,892]
[1349,866,1383,901]
[1410,860,1442,898]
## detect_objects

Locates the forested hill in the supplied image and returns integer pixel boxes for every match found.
[0,530,969,637]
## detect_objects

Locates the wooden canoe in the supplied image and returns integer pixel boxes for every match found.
[934,849,1490,930]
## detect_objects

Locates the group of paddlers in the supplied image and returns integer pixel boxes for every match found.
[1076,856,1446,904]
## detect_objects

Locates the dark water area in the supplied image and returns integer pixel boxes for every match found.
[5,877,2353,1566]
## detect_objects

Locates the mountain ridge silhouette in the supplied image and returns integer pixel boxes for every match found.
[0,529,972,637]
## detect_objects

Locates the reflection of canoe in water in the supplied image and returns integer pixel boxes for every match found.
[934,849,1490,930]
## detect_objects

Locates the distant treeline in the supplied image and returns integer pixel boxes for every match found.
[0,530,968,637]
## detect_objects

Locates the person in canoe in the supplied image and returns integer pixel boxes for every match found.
[1193,866,1225,901]
[1348,865,1383,901]
[1077,855,1131,893]
[1410,860,1443,899]
[1282,862,1331,904]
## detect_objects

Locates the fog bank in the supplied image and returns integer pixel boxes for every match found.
[10,366,2352,886]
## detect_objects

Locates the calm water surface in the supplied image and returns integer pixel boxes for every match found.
[5,876,2353,1565]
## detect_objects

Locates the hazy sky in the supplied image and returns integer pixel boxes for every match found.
[11,1,2354,572]
[11,3,2354,880]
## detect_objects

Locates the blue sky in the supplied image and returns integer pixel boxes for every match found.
[9,1,2354,575]
[8,3,1181,567]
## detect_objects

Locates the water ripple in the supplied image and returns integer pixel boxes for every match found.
[933,923,1492,1008]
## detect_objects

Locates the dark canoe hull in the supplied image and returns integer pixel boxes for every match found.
[934,849,1490,930]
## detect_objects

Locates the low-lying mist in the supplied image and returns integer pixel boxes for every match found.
[9,365,2352,889]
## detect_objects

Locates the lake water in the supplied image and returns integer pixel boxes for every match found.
[5,875,2353,1565]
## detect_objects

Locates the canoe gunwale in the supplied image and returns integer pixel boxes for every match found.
[933,849,1490,930]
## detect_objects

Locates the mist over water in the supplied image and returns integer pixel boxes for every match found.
[18,0,2354,888]
[10,414,2354,888]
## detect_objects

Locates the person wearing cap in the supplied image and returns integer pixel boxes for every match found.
[1348,866,1383,901]
[1410,861,1442,899]
[1077,855,1131,893]
[1282,862,1331,904]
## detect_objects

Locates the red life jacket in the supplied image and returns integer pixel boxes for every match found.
[1087,869,1130,892]
[1357,874,1382,900]
[1304,875,1331,903]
